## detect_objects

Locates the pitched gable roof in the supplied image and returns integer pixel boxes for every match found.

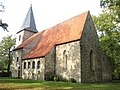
[22,11,89,59]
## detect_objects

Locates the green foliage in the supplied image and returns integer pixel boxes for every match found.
[45,73,68,82]
[100,0,120,22]
[53,75,68,82]
[93,9,120,79]
[45,72,55,81]
[69,78,76,83]
[0,35,16,71]
[54,75,59,81]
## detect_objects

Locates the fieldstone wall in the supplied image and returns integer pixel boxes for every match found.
[80,13,111,83]
[22,58,45,80]
[23,30,36,42]
[101,54,112,82]
[45,47,56,74]
[56,41,81,82]
[11,49,23,77]
[15,30,36,47]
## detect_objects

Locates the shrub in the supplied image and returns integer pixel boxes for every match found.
[69,78,76,83]
[45,72,55,81]
[56,75,68,82]
[54,76,59,81]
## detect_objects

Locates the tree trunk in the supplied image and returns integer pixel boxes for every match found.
[7,47,11,76]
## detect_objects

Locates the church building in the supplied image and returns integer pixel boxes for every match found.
[11,6,112,83]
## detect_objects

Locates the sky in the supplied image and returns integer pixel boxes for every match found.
[0,0,102,40]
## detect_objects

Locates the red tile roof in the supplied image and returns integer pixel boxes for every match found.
[23,11,89,59]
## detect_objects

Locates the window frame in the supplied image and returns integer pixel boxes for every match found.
[37,61,40,69]
[28,62,30,69]
[24,62,26,69]
[32,61,35,69]
[90,50,95,71]
[17,57,19,62]
[63,50,67,70]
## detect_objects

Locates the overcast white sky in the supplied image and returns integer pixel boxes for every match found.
[0,0,102,40]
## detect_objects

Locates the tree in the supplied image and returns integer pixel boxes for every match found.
[100,0,120,22]
[0,35,15,74]
[92,0,120,80]
[93,10,120,79]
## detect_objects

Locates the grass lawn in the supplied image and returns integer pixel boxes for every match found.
[0,77,120,90]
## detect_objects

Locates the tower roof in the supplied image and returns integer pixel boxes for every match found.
[18,5,38,33]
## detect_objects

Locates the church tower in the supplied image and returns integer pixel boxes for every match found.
[15,5,38,47]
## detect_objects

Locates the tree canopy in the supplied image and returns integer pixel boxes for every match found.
[93,0,120,79]
[0,35,16,72]
[100,0,120,22]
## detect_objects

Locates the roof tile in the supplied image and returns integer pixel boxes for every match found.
[23,11,89,59]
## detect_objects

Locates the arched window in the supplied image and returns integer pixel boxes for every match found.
[90,50,95,70]
[32,61,35,69]
[28,62,30,69]
[63,50,67,70]
[37,61,40,69]
[17,57,19,62]
[24,62,26,69]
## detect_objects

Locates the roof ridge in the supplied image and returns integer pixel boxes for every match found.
[44,11,89,31]
[23,11,89,59]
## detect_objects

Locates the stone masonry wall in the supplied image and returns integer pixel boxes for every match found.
[80,13,102,83]
[23,30,36,42]
[12,49,23,77]
[45,47,56,75]
[101,54,112,82]
[56,41,81,82]
[22,58,45,80]
[15,30,36,47]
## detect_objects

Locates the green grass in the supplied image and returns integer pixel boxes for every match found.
[0,77,120,90]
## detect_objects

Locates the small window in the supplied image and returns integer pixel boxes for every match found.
[17,57,19,62]
[37,61,40,69]
[18,66,20,69]
[38,71,40,74]
[24,62,26,69]
[19,35,21,41]
[28,62,30,69]
[63,50,67,70]
[90,50,95,70]
[65,55,67,69]
[32,61,35,69]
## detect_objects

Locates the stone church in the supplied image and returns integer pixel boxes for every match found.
[11,6,112,83]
